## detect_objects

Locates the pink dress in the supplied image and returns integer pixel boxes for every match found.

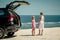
[32,19,36,30]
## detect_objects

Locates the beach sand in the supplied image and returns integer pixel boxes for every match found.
[1,27,60,40]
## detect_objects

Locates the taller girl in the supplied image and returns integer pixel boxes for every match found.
[38,12,44,35]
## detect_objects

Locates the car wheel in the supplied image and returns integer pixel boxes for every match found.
[0,28,4,39]
[7,32,14,37]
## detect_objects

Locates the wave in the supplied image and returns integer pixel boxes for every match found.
[22,22,32,25]
[21,22,60,25]
[57,22,60,23]
[45,22,57,24]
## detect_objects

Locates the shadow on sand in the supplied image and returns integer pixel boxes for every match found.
[5,35,16,38]
[20,35,33,36]
[0,35,17,39]
[20,34,42,36]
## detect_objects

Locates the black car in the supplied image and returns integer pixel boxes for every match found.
[0,1,29,38]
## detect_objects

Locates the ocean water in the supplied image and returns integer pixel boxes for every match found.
[20,15,60,29]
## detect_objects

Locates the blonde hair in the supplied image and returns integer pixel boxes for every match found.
[32,16,35,20]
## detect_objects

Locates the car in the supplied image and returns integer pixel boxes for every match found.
[0,1,29,38]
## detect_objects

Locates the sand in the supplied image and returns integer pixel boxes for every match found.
[1,27,60,40]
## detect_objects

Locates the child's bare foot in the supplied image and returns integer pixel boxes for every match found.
[37,34,40,36]
[32,34,35,36]
[40,33,43,36]
[37,33,43,36]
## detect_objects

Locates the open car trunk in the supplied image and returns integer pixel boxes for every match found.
[0,1,30,26]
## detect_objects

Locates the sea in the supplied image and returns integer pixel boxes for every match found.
[20,15,60,29]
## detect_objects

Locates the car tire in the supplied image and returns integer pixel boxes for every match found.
[7,32,14,37]
[0,28,4,39]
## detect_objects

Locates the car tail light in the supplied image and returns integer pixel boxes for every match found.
[8,13,14,22]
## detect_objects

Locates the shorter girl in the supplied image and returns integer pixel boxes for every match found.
[32,16,36,36]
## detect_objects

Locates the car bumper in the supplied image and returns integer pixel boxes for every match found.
[6,26,18,32]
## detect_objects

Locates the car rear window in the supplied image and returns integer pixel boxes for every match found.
[0,10,4,15]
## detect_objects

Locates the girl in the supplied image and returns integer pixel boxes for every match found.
[38,12,44,35]
[32,16,36,36]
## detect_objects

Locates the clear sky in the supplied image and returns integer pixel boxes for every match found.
[0,0,60,15]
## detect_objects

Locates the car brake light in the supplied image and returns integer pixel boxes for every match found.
[8,13,14,21]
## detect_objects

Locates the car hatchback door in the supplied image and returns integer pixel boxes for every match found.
[6,1,30,10]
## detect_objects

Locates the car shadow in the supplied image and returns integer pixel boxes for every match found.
[3,35,17,39]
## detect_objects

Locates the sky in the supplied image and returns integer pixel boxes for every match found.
[0,0,60,15]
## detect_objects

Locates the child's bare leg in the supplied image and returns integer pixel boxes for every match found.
[41,29,43,35]
[32,29,35,36]
[34,29,35,36]
[32,30,33,36]
[39,29,40,35]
